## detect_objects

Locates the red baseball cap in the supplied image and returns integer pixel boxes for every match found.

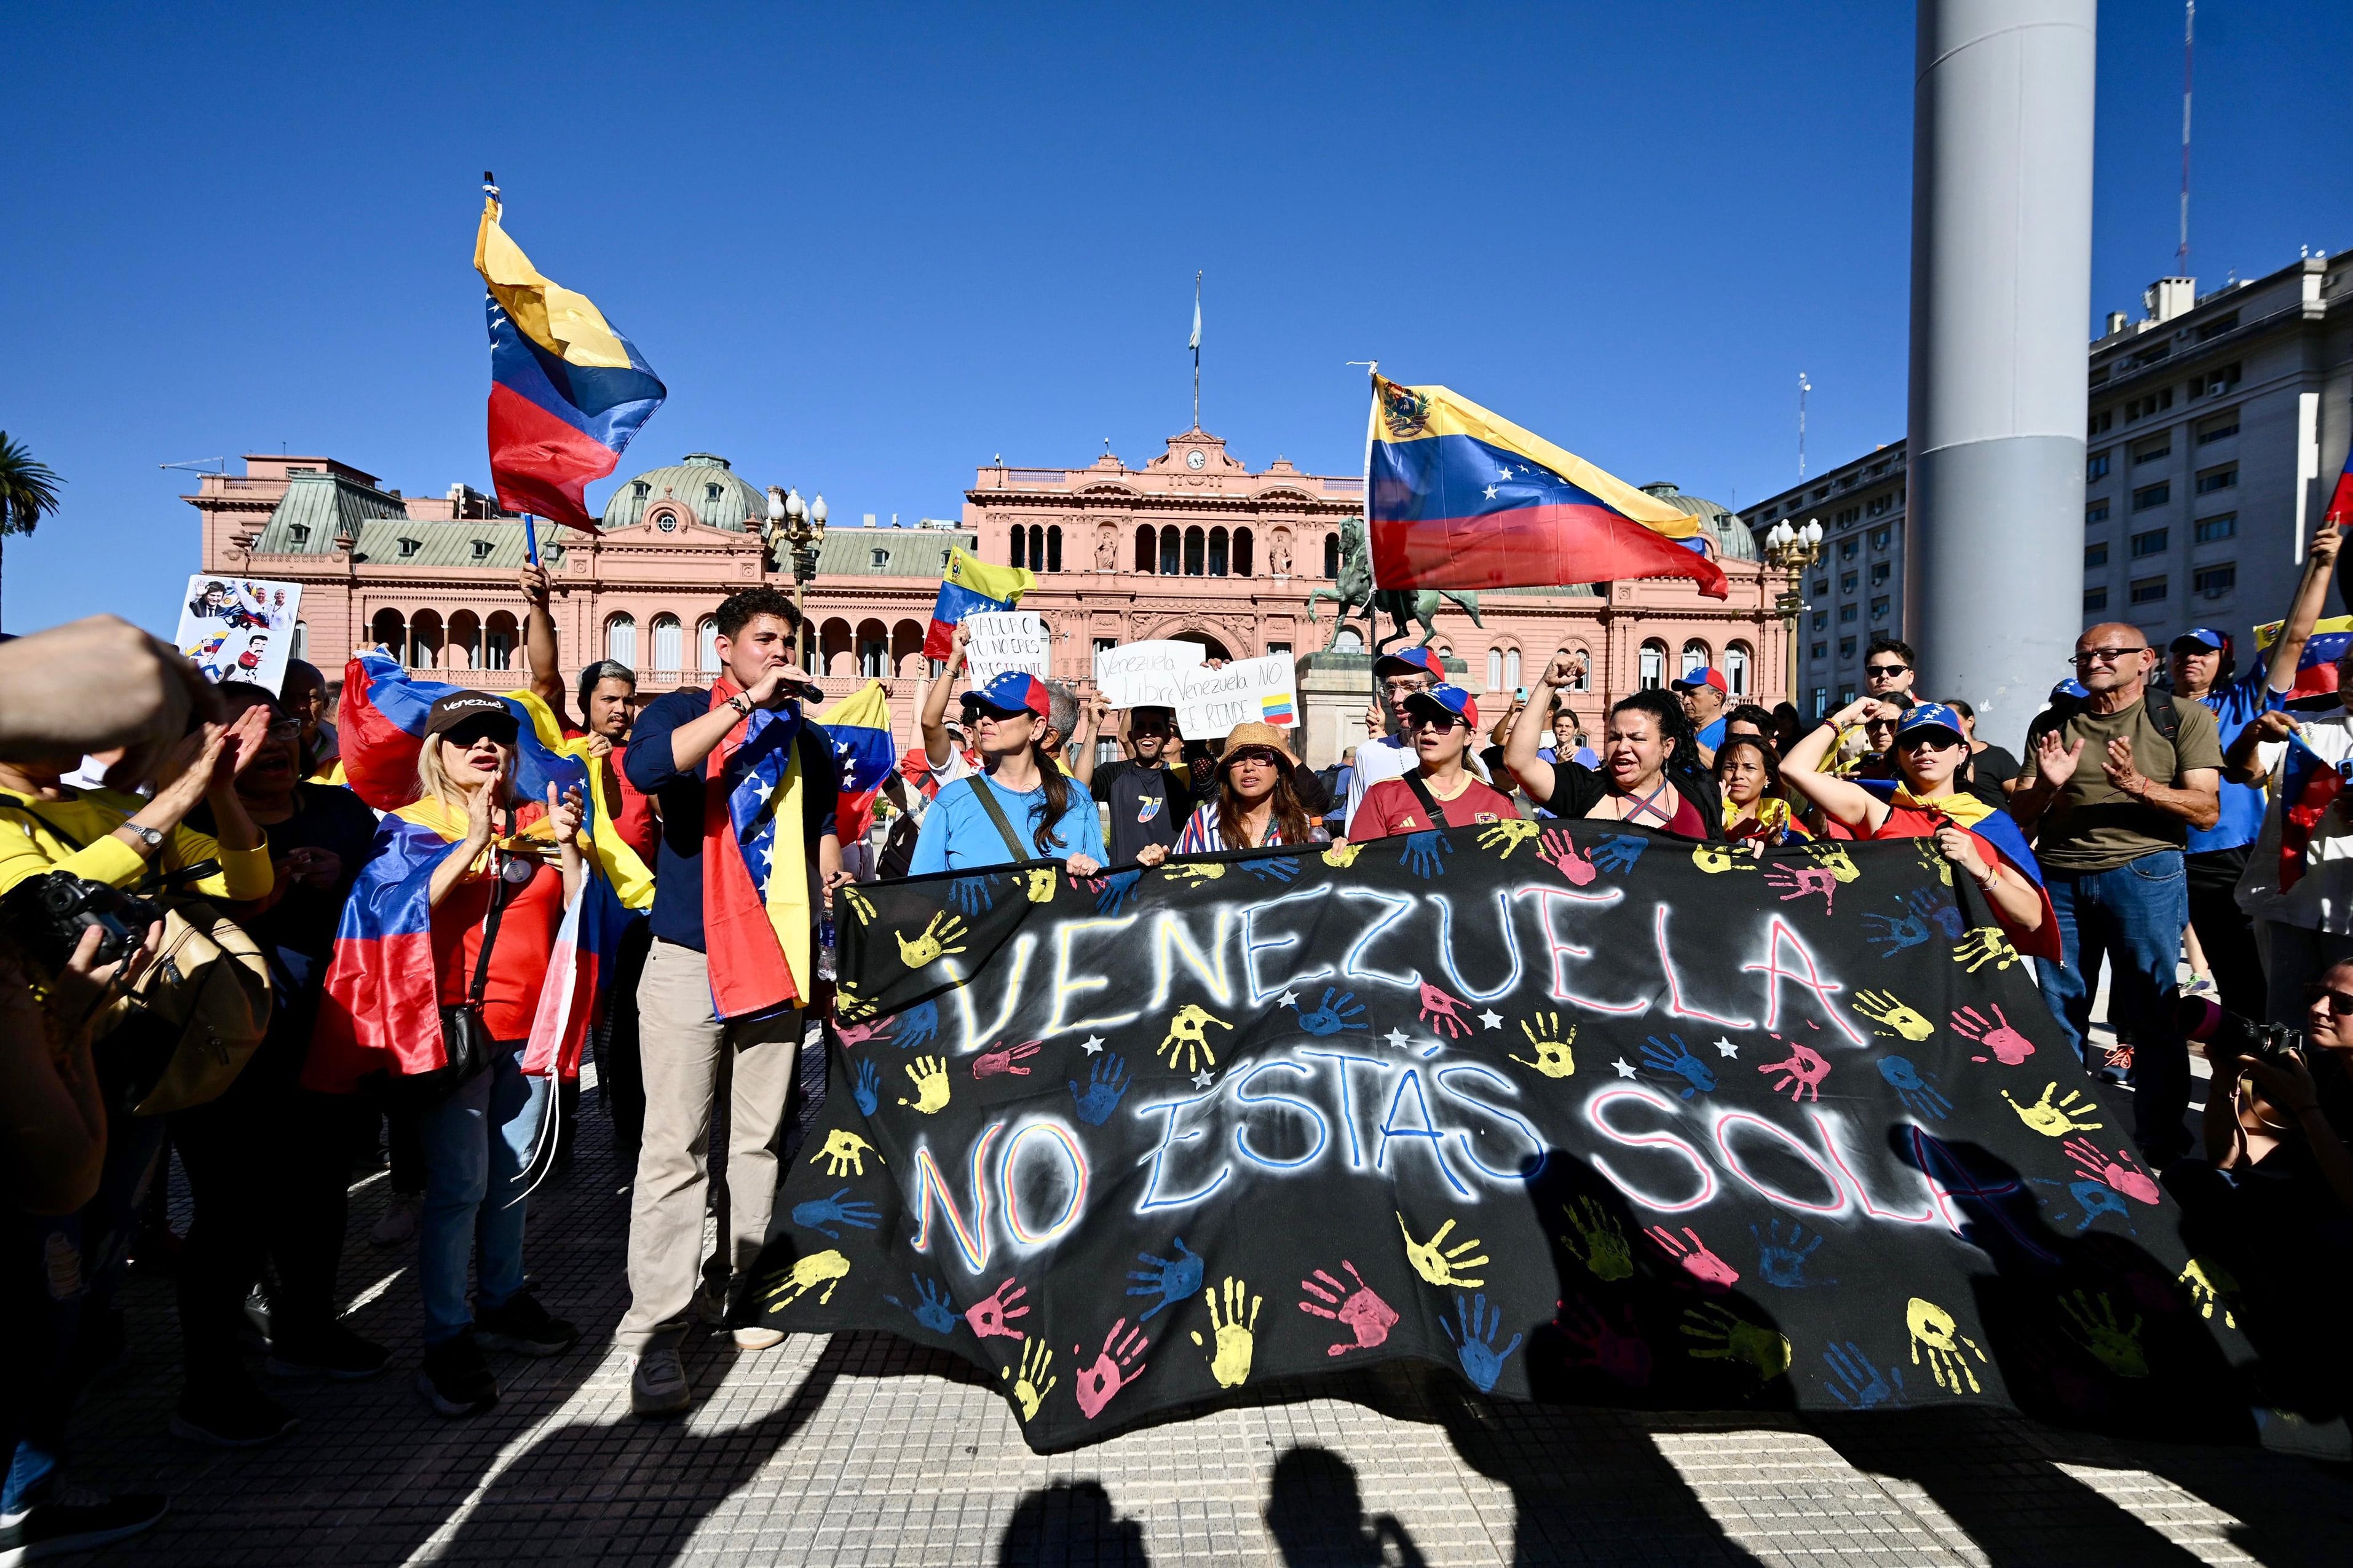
[1672,667,1729,697]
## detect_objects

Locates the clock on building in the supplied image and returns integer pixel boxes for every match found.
[1185,449,1206,470]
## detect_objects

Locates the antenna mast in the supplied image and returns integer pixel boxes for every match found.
[1797,372,1813,480]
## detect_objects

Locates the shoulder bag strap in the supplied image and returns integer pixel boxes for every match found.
[0,792,87,851]
[469,808,516,1007]
[1399,770,1447,829]
[964,774,1033,863]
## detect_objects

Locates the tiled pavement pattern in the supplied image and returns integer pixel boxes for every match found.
[68,1042,2353,1567]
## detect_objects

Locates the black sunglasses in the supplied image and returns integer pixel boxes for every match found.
[2306,983,2353,1017]
[1866,663,1910,677]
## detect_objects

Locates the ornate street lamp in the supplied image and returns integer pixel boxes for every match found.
[767,485,828,668]
[1763,518,1825,709]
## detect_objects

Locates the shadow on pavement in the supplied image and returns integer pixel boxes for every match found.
[1264,1444,1425,1567]
[997,1478,1150,1566]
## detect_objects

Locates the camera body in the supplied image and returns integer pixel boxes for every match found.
[0,871,164,975]
[2178,992,2303,1065]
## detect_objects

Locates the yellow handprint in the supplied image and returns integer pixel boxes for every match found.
[1000,1334,1056,1421]
[1477,819,1542,858]
[898,1056,951,1114]
[1691,841,1759,875]
[1397,1213,1489,1289]
[762,1248,850,1308]
[1915,839,1954,886]
[840,886,877,927]
[1188,1275,1263,1389]
[1906,1296,1987,1392]
[1953,926,2020,974]
[834,979,877,1021]
[894,910,969,968]
[1024,866,1058,905]
[809,1129,874,1177]
[1680,1303,1792,1380]
[1321,839,1361,869]
[1853,988,1935,1041]
[1802,841,1861,883]
[1560,1197,1632,1282]
[1158,1003,1232,1073]
[2058,1290,2148,1378]
[2001,1081,2104,1137]
[1509,1012,1576,1079]
[1163,861,1228,886]
[2178,1259,2238,1328]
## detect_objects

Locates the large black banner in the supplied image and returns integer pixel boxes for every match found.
[750,821,2268,1454]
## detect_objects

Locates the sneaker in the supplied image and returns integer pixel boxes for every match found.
[267,1322,390,1381]
[416,1335,498,1417]
[370,1191,422,1248]
[170,1381,297,1448]
[692,1277,732,1325]
[732,1325,785,1351]
[0,1486,167,1562]
[473,1292,579,1358]
[630,1338,692,1418]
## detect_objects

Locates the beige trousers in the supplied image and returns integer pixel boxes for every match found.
[617,938,801,1352]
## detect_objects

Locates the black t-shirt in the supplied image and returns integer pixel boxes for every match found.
[1094,759,1193,865]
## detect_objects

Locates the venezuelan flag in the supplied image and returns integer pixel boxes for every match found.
[475,195,665,530]
[2254,615,2353,707]
[924,546,1037,660]
[1365,374,1727,599]
[818,681,899,843]
[2278,730,2346,892]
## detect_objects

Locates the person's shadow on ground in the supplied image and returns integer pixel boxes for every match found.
[997,1479,1149,1566]
[1264,1444,1425,1567]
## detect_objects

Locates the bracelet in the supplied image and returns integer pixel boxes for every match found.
[729,693,753,716]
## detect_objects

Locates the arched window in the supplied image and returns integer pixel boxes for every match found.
[1136,525,1157,573]
[1334,626,1364,655]
[651,615,682,672]
[1233,527,1254,577]
[697,618,720,672]
[819,618,855,678]
[1160,526,1181,575]
[1324,532,1340,578]
[1487,648,1504,690]
[891,618,925,676]
[606,613,637,668]
[290,621,307,661]
[446,610,481,671]
[408,610,443,670]
[1184,527,1205,576]
[1724,642,1752,697]
[370,609,405,663]
[1563,646,1591,691]
[856,618,889,679]
[1046,526,1062,573]
[484,612,517,671]
[1639,640,1667,690]
[1506,648,1522,690]
[1010,527,1027,570]
[1208,527,1229,576]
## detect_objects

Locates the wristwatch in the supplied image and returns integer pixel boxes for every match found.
[123,823,163,852]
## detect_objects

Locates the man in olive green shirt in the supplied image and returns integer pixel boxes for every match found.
[2012,623,2221,1165]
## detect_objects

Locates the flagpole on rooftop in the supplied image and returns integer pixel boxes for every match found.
[1189,272,1203,430]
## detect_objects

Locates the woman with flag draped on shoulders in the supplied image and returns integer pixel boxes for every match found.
[1780,698,2055,955]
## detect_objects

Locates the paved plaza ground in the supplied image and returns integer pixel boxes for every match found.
[66,1044,2353,1567]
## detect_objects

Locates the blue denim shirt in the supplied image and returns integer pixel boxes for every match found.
[2188,666,2284,856]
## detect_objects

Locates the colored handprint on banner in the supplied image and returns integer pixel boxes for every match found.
[1800,841,1860,883]
[894,911,968,969]
[1680,1303,1791,1381]
[1189,1275,1263,1388]
[1560,1197,1633,1282]
[850,1058,881,1116]
[1398,1214,1489,1288]
[790,1188,880,1240]
[1093,868,1144,915]
[1913,838,1955,887]
[2058,1290,2149,1378]
[1158,1004,1232,1072]
[1763,862,1838,912]
[1591,835,1648,875]
[890,999,939,1052]
[1854,989,1935,1042]
[1022,866,1058,904]
[1860,899,1931,956]
[2003,1081,2103,1136]
[1953,926,2021,974]
[1905,1297,1987,1393]
[1642,1033,1717,1099]
[1399,829,1451,879]
[2040,1178,2135,1234]
[1758,1041,1831,1103]
[898,1056,951,1114]
[1693,841,1759,875]
[973,1039,1042,1079]
[835,1016,895,1050]
[1126,1237,1204,1323]
[2178,1259,2239,1328]
[1163,861,1228,887]
[1073,1317,1150,1419]
[834,980,877,1022]
[948,875,995,916]
[1418,982,1474,1038]
[762,1248,850,1309]
[884,1274,959,1335]
[1876,1056,1952,1120]
[1535,829,1599,885]
[1444,1292,1524,1393]
[967,1277,1030,1341]
[810,1129,874,1177]
[1069,1054,1131,1126]
[1509,1012,1576,1078]
[1950,1003,2035,1065]
[1243,855,1301,884]
[1321,839,1362,869]
[1001,1334,1055,1422]
[840,886,877,927]
[1555,1295,1651,1386]
[1821,1342,1906,1409]
[1752,1218,1834,1288]
[1289,988,1368,1037]
[1478,818,1542,858]
[1298,1261,1398,1357]
[1648,1226,1739,1291]
[2062,1138,2159,1204]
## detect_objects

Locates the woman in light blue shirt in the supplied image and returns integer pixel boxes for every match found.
[909,672,1106,876]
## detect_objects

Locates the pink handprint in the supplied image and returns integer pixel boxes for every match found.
[1762,862,1839,914]
[1297,1259,1398,1357]
[1951,1004,2035,1065]
[836,1017,896,1050]
[1536,829,1598,886]
[1417,982,1473,1039]
[966,1277,1030,1341]
[2062,1137,2161,1205]
[1554,1295,1653,1386]
[1072,1316,1150,1419]
[1647,1226,1739,1291]
[1757,1041,1832,1103]
[973,1039,1043,1079]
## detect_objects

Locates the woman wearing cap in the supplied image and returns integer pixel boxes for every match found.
[1141,722,1324,861]
[908,672,1105,876]
[1715,735,1809,846]
[1504,655,1723,841]
[1780,698,2052,945]
[1350,684,1519,838]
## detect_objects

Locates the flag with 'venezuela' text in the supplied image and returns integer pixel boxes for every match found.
[1366,373,1727,599]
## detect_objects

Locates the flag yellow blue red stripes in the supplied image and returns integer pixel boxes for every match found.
[925,547,1036,659]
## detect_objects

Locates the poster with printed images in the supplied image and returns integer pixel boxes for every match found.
[963,611,1052,687]
[175,575,303,695]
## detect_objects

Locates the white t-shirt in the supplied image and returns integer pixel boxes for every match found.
[2237,712,2353,934]
[1342,732,1491,835]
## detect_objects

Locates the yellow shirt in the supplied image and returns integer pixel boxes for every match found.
[0,788,273,902]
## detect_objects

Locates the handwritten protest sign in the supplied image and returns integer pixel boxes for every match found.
[1174,653,1298,739]
[175,575,303,695]
[963,611,1051,686]
[1093,640,1203,710]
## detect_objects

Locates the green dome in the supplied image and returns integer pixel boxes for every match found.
[602,453,766,532]
[1639,481,1756,562]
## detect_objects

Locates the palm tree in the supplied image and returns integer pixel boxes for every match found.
[0,431,65,632]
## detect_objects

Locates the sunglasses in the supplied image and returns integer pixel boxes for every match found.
[441,723,515,748]
[2306,983,2353,1017]
[1865,663,1910,677]
[1894,731,1964,752]
[1225,747,1282,768]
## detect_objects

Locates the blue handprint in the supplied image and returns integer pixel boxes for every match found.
[1399,829,1451,879]
[1860,899,1931,958]
[1243,855,1301,884]
[1069,1054,1132,1127]
[1877,1055,1953,1121]
[1289,987,1368,1037]
[1590,835,1648,874]
[2037,1178,2135,1234]
[851,1057,881,1117]
[949,876,995,916]
[1442,1291,1524,1393]
[1125,1237,1204,1323]
[1750,1218,1834,1288]
[1821,1342,1906,1409]
[790,1187,881,1240]
[1640,1033,1716,1099]
[1920,886,1967,940]
[1094,868,1145,916]
[883,1274,959,1335]
[895,999,940,1052]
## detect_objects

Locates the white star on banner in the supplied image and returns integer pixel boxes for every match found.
[1483,485,1498,500]
[1715,1038,1740,1058]
[1612,1057,1638,1079]
[1383,1029,1409,1051]
[1478,1010,1503,1030]
[1277,990,1300,1009]
[1080,1035,1105,1055]
[1192,1069,1215,1089]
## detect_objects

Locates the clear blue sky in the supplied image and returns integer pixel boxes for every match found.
[4,1,2346,637]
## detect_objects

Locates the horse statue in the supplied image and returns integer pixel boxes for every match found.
[1306,518,1484,655]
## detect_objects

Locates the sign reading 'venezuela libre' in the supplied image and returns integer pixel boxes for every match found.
[751,822,2277,1456]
